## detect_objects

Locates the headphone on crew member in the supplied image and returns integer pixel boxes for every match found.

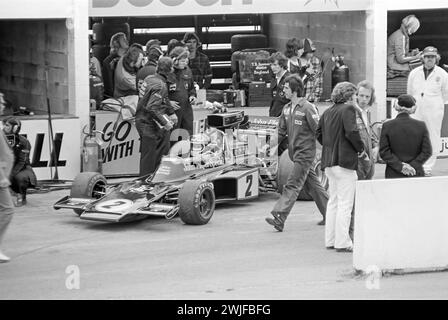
[3,117,21,135]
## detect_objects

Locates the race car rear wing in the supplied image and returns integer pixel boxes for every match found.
[53,196,95,211]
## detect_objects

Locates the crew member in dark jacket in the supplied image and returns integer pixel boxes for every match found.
[2,117,37,206]
[268,52,291,117]
[379,94,432,178]
[317,82,365,252]
[135,57,178,176]
[265,74,328,232]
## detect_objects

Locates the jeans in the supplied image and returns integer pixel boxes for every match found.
[324,166,357,249]
[0,186,14,247]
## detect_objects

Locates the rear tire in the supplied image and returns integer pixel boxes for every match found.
[178,180,215,225]
[70,172,107,215]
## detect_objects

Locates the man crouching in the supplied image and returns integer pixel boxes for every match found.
[2,117,37,207]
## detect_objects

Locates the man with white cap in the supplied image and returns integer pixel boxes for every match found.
[407,46,448,176]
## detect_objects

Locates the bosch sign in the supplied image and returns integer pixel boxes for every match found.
[92,0,253,8]
[90,0,255,16]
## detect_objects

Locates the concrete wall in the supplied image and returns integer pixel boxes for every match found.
[353,177,448,272]
[269,11,367,100]
[0,20,69,115]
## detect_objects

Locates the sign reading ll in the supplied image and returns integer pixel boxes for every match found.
[92,0,253,8]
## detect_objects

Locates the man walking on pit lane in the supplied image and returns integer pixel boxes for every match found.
[265,74,328,232]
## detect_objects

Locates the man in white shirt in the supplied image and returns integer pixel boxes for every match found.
[407,46,448,176]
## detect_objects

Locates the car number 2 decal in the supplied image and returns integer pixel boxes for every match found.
[95,199,134,212]
[245,175,253,197]
[237,171,258,199]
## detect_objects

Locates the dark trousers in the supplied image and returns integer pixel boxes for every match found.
[272,159,328,219]
[10,168,36,200]
[175,105,194,137]
[139,133,170,177]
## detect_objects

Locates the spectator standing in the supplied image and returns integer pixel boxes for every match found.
[349,81,378,240]
[284,38,304,74]
[168,46,197,137]
[379,94,432,178]
[299,38,323,103]
[2,117,37,207]
[265,75,328,232]
[102,32,129,98]
[183,32,213,89]
[136,39,163,93]
[387,15,421,79]
[268,52,291,117]
[166,39,184,58]
[113,43,144,98]
[135,57,178,176]
[407,46,448,176]
[316,82,365,252]
[354,80,378,180]
[0,92,14,263]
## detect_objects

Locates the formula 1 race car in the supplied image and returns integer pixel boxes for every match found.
[53,111,327,225]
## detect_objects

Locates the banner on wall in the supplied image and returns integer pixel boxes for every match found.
[20,118,81,181]
[89,0,372,17]
[95,112,141,177]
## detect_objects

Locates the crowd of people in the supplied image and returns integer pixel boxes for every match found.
[264,14,447,253]
[88,32,213,176]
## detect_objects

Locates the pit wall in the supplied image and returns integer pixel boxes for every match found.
[353,177,448,273]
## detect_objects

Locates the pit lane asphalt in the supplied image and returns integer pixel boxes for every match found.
[1,160,448,300]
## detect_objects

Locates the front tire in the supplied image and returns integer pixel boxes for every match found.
[178,180,215,225]
[70,172,107,215]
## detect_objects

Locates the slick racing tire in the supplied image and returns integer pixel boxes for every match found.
[277,151,328,201]
[70,172,107,215]
[230,34,267,52]
[178,180,216,225]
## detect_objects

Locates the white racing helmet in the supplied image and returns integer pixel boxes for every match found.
[190,133,211,157]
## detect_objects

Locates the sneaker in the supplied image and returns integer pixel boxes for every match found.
[265,212,286,232]
[317,219,325,226]
[424,170,432,177]
[265,217,284,232]
[0,251,10,263]
[15,196,24,207]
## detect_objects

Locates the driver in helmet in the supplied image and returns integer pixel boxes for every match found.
[2,117,37,206]
[190,133,212,160]
[190,132,223,164]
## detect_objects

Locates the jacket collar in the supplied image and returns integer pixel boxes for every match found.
[396,112,411,119]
